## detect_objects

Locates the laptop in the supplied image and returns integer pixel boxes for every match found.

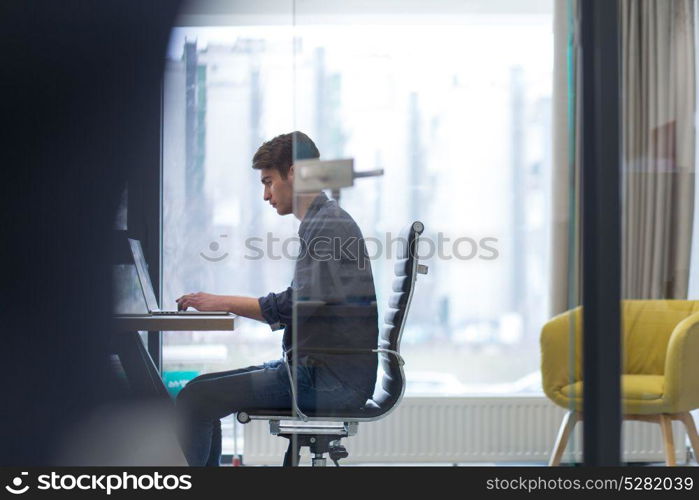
[128,238,230,316]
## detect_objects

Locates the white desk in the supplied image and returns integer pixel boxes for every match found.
[112,314,236,400]
[114,314,236,332]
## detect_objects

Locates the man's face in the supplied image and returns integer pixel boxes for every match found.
[260,166,294,215]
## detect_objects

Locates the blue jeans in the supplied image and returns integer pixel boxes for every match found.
[175,359,367,466]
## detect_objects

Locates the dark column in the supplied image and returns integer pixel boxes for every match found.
[0,0,181,464]
[580,0,622,466]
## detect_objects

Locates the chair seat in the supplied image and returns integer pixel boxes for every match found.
[239,399,384,420]
[562,374,664,400]
[556,374,673,414]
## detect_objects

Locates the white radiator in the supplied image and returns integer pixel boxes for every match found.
[240,396,687,465]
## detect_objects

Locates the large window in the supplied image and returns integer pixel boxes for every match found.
[163,6,553,390]
[162,3,553,454]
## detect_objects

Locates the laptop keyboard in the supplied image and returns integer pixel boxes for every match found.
[151,311,229,316]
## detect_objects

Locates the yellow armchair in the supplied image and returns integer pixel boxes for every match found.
[541,300,699,466]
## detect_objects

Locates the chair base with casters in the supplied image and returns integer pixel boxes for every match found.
[236,415,358,466]
[549,411,699,466]
[237,221,427,466]
[235,344,412,467]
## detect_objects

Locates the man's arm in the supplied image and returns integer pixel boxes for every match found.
[176,292,265,322]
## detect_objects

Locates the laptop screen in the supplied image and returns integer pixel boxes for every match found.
[112,264,149,314]
[128,238,160,313]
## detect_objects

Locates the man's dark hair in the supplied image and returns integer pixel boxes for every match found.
[252,131,320,179]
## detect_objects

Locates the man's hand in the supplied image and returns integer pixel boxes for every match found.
[175,293,265,321]
[176,292,229,312]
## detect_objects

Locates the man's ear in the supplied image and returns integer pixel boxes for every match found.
[288,165,294,181]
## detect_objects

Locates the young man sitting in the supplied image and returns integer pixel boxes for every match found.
[175,131,378,466]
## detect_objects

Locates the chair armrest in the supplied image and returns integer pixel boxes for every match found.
[291,347,403,365]
[540,307,583,406]
[664,311,699,412]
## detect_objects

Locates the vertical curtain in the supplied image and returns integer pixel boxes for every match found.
[621,0,696,299]
[550,0,582,316]
[551,0,696,313]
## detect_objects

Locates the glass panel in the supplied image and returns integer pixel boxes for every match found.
[295,0,558,465]
[162,21,297,463]
[291,2,554,402]
[164,0,583,466]
[620,0,697,465]
[546,0,581,466]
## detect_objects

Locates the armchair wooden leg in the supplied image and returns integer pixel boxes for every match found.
[676,412,699,464]
[549,411,579,466]
[659,414,676,466]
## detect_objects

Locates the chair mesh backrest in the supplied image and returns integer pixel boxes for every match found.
[371,221,424,412]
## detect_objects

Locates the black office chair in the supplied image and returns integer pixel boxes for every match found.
[237,221,428,466]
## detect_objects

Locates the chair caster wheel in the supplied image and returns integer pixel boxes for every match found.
[329,444,348,464]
